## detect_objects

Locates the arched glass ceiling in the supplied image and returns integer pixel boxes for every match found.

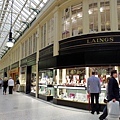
[0,0,49,57]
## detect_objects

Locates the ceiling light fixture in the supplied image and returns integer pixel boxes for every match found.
[6,0,14,48]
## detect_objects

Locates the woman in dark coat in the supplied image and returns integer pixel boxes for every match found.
[3,77,8,95]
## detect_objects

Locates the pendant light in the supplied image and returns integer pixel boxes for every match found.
[6,0,14,47]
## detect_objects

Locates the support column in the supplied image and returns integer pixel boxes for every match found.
[110,0,118,31]
[36,26,40,98]
[56,69,60,97]
[62,69,66,84]
[85,67,89,87]
[83,0,89,34]
[98,1,101,32]
[53,6,60,56]
[86,67,89,80]
[62,69,66,94]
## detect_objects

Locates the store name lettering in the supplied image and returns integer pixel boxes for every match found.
[87,37,114,44]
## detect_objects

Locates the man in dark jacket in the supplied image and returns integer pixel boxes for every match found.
[108,70,119,102]
[99,70,119,120]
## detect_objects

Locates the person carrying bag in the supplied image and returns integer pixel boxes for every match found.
[107,100,120,119]
[107,70,120,119]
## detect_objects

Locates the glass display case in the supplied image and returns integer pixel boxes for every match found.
[20,66,27,92]
[53,67,111,110]
[54,86,106,104]
[39,85,54,96]
[38,69,55,101]
[39,70,54,85]
[53,86,106,110]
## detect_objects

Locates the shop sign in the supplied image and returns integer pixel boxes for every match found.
[87,37,114,44]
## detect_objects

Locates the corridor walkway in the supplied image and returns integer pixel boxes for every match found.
[0,90,100,120]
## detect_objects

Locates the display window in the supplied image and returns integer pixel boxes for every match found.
[31,65,36,93]
[55,66,119,104]
[58,68,86,87]
[89,66,114,88]
[21,67,26,85]
[38,69,55,96]
[39,69,54,85]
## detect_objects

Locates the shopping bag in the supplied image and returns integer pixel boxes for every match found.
[107,100,120,118]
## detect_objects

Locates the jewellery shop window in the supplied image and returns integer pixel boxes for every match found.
[21,67,26,85]
[39,70,55,96]
[59,68,86,87]
[89,66,114,88]
[55,67,107,103]
[31,65,36,93]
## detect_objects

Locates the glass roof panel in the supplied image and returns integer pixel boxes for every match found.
[14,0,24,7]
[43,0,48,3]
[16,0,25,5]
[32,0,40,4]
[0,0,50,57]
[29,2,36,8]
[23,8,31,15]
[40,3,44,8]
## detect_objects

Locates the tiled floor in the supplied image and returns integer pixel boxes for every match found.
[0,89,102,120]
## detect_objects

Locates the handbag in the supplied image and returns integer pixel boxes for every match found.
[107,100,120,118]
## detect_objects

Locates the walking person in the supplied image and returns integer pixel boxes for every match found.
[8,77,14,94]
[2,77,8,95]
[99,77,110,120]
[16,77,20,92]
[107,70,119,118]
[87,72,101,114]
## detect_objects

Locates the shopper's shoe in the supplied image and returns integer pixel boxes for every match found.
[99,116,104,120]
[91,111,94,114]
[97,112,100,115]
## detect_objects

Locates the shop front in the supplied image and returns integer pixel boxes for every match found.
[20,53,36,95]
[38,44,56,101]
[10,62,19,83]
[38,32,120,109]
[53,32,120,110]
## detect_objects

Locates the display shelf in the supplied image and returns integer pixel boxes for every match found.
[54,86,86,90]
[39,84,53,87]
[54,85,106,90]
[39,85,47,87]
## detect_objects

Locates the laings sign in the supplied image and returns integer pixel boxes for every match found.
[87,37,114,44]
